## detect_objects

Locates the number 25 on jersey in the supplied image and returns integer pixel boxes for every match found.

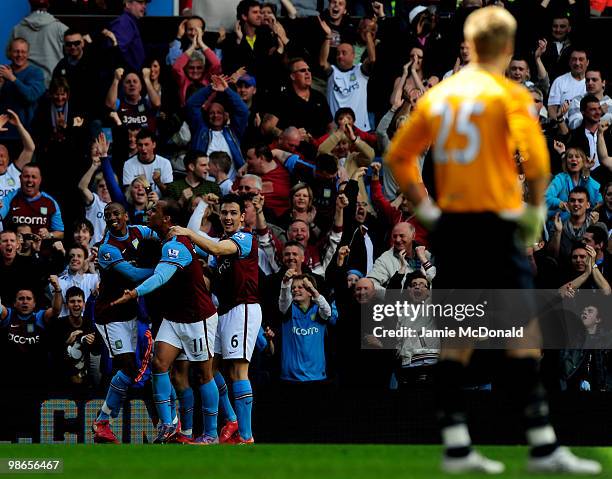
[431,100,484,164]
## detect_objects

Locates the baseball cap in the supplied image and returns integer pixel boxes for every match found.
[237,74,256,87]
[408,5,427,24]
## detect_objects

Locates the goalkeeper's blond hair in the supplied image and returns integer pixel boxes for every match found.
[464,6,516,62]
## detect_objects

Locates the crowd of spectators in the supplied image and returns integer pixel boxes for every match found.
[0,0,611,402]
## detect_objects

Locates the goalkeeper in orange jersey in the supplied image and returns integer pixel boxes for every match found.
[386,6,601,475]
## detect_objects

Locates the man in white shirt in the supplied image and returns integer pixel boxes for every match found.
[548,48,588,122]
[122,129,173,196]
[319,18,376,132]
[567,68,612,130]
[56,245,99,317]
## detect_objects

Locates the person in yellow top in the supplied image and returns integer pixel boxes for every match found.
[386,6,601,475]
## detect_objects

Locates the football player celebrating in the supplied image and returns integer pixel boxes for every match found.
[170,193,261,444]
[92,202,157,443]
[113,199,220,444]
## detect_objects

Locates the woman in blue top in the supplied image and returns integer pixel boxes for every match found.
[545,145,602,224]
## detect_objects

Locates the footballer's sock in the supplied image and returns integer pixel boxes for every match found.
[215,372,237,422]
[435,360,472,458]
[177,387,194,437]
[505,357,558,458]
[97,370,131,422]
[170,385,178,425]
[152,372,173,425]
[199,379,219,438]
[233,380,254,440]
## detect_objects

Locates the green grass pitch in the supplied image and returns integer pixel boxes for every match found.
[0,444,610,478]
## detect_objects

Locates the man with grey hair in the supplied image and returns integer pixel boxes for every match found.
[236,174,263,195]
[367,222,435,294]
[9,0,68,87]
[0,38,45,136]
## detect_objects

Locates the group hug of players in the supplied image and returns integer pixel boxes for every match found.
[91,194,259,445]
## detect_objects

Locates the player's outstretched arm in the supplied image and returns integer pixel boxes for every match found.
[134,262,179,298]
[169,225,238,256]
[113,261,155,283]
[111,289,138,307]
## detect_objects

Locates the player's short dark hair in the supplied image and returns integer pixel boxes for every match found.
[585,225,607,245]
[65,286,85,301]
[220,193,245,213]
[250,144,274,162]
[316,154,339,175]
[334,107,356,124]
[160,199,184,226]
[580,94,600,112]
[569,185,590,202]
[183,150,207,170]
[104,202,127,215]
[72,218,94,237]
[605,181,612,193]
[127,124,142,133]
[209,151,232,174]
[68,244,89,258]
[237,0,261,19]
[136,129,156,143]
[284,240,305,252]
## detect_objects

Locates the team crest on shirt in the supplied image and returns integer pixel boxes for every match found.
[40,207,47,215]
[132,238,140,249]
[310,313,316,322]
[7,179,14,187]
[168,249,179,259]
[115,340,123,349]
[138,104,145,113]
[27,323,35,333]
[350,73,356,82]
